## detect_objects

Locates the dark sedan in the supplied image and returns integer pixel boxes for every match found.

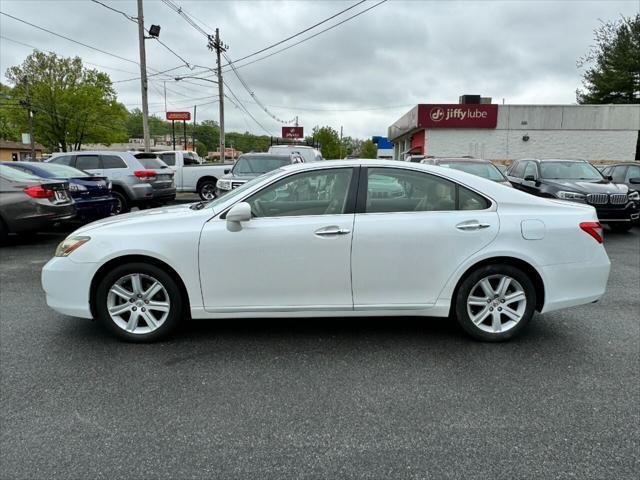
[421,157,512,186]
[6,162,116,219]
[506,158,640,231]
[0,164,75,242]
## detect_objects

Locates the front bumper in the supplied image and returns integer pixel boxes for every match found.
[42,256,96,318]
[595,202,639,223]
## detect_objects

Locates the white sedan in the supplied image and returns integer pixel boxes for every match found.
[42,160,611,342]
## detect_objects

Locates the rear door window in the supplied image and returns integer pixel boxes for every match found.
[159,153,176,166]
[102,155,127,169]
[76,155,101,170]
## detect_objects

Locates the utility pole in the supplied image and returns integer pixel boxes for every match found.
[209,29,226,160]
[136,0,151,152]
[193,104,197,152]
[23,81,35,159]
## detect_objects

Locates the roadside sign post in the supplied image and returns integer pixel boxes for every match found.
[166,112,191,151]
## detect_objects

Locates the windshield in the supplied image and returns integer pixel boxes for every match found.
[203,169,283,210]
[35,163,90,178]
[233,156,290,175]
[540,161,603,180]
[0,164,42,181]
[440,162,506,181]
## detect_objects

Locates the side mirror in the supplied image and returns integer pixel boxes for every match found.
[226,202,251,232]
[629,177,640,184]
[523,175,537,183]
[607,175,613,181]
[224,168,231,174]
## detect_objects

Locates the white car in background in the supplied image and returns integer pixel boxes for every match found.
[42,160,610,342]
[268,144,324,162]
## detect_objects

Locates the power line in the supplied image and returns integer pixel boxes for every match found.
[160,0,209,38]
[0,35,140,75]
[0,10,140,66]
[227,0,366,66]
[223,52,295,125]
[89,0,194,69]
[223,80,272,136]
[223,0,389,71]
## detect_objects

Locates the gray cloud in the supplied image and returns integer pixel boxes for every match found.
[1,0,637,139]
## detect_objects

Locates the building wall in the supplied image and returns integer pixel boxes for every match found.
[423,128,639,161]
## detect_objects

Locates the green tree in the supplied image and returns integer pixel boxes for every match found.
[359,139,378,158]
[0,83,20,141]
[306,126,341,159]
[577,14,640,104]
[6,51,128,151]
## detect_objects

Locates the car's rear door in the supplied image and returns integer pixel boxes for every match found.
[199,167,357,312]
[351,166,499,309]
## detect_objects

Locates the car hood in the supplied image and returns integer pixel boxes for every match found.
[72,203,202,235]
[543,179,629,194]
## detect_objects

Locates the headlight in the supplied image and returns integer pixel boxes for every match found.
[107,181,112,190]
[68,183,87,192]
[55,236,90,257]
[217,179,232,190]
[628,191,640,201]
[556,191,586,201]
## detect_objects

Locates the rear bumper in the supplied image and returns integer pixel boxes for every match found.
[74,196,116,216]
[9,203,76,233]
[150,186,177,202]
[539,251,611,314]
[126,183,154,202]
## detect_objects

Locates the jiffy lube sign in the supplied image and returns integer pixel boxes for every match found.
[418,104,498,128]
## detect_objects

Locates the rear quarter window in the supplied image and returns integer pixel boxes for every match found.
[102,155,127,169]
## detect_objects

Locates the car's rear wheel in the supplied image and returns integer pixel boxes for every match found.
[455,264,536,342]
[198,180,217,201]
[95,263,183,342]
[111,191,130,215]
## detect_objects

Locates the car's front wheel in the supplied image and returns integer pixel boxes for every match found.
[455,264,536,342]
[94,262,183,342]
[198,180,217,201]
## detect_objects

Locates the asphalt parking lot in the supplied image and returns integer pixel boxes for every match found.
[1,226,638,479]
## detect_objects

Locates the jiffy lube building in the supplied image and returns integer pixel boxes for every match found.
[388,95,640,162]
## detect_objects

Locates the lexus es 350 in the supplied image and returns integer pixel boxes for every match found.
[42,160,611,342]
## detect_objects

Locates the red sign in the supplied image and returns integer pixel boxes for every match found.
[418,104,497,128]
[282,126,303,139]
[166,111,191,121]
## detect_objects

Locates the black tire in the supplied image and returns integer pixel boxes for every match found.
[0,217,9,245]
[94,262,183,342]
[198,179,217,201]
[608,223,633,233]
[454,264,537,342]
[111,190,130,215]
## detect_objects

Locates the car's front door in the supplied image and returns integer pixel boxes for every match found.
[199,167,357,312]
[351,167,499,309]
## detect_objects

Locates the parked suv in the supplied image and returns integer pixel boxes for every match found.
[421,157,511,186]
[48,151,176,214]
[215,153,303,196]
[506,158,640,231]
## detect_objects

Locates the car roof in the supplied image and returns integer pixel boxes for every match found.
[601,162,639,167]
[519,158,588,163]
[433,157,490,163]
[270,145,316,150]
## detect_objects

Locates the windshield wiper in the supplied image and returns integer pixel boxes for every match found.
[190,201,207,210]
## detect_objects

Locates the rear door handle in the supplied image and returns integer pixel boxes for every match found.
[456,222,491,231]
[314,226,351,236]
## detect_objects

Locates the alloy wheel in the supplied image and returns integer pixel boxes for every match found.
[200,184,216,200]
[106,273,171,334]
[466,274,527,334]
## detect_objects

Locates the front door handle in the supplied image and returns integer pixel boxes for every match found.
[456,222,491,231]
[314,226,351,236]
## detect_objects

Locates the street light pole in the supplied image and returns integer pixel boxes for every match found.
[136,0,150,152]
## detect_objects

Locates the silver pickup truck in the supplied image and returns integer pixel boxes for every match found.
[156,151,234,200]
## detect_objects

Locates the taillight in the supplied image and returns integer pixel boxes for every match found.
[134,170,157,180]
[579,221,603,244]
[23,185,54,199]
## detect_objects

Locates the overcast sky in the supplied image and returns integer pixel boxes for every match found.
[1,0,638,139]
